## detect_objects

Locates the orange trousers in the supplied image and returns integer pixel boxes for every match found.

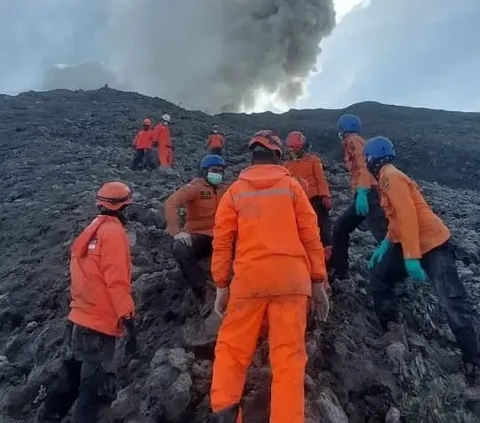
[158,145,173,167]
[211,295,308,423]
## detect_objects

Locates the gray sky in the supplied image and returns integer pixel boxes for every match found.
[0,0,478,113]
[296,0,480,112]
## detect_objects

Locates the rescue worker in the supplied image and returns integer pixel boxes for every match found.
[210,130,330,423]
[284,130,333,261]
[153,113,173,167]
[330,114,388,280]
[131,118,156,170]
[206,124,226,156]
[164,155,229,302]
[36,182,137,423]
[364,136,480,383]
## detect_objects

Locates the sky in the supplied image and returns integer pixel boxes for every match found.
[296,0,480,112]
[0,0,479,113]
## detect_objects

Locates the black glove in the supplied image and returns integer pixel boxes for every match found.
[121,317,137,356]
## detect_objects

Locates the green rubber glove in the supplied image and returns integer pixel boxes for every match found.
[355,187,370,216]
[368,238,392,270]
[404,259,428,283]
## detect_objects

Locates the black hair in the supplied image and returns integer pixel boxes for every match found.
[98,205,129,226]
[251,145,281,164]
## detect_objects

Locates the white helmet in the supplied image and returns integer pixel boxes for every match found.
[162,113,171,123]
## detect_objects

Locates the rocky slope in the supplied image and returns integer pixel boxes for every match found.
[1,87,480,422]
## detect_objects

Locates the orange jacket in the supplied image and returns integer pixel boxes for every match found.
[342,134,377,192]
[211,164,326,298]
[68,215,134,337]
[207,133,225,149]
[164,178,230,237]
[153,124,172,148]
[294,176,309,194]
[132,129,154,150]
[283,153,330,199]
[378,164,451,259]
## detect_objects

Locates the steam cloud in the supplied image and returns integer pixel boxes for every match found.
[2,0,336,113]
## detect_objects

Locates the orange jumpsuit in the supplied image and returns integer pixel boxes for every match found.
[132,129,154,150]
[211,164,326,423]
[153,123,173,167]
[341,134,377,192]
[69,215,134,337]
[284,153,330,200]
[164,178,230,237]
[378,164,451,258]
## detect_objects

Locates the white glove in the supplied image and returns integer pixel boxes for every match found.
[173,232,192,247]
[311,282,329,322]
[214,287,230,317]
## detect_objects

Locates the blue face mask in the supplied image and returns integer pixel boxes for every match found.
[207,172,223,185]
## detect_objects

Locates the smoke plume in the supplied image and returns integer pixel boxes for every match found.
[105,0,336,112]
[1,0,336,113]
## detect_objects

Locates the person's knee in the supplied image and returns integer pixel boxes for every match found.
[171,240,192,260]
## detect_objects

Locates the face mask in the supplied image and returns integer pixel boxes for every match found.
[338,132,344,140]
[207,172,223,185]
[213,129,218,134]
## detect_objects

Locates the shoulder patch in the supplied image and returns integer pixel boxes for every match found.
[381,176,390,190]
[199,190,212,199]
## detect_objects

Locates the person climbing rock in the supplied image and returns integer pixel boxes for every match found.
[131,118,156,170]
[153,113,173,167]
[364,136,480,384]
[210,130,330,423]
[284,130,333,262]
[36,182,136,423]
[164,154,229,303]
[206,124,226,156]
[330,114,388,280]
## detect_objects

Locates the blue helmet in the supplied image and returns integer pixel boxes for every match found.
[200,154,226,170]
[364,136,395,160]
[337,114,361,134]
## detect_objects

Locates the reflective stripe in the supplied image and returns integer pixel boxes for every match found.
[232,187,296,202]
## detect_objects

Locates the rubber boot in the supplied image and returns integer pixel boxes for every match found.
[211,404,241,423]
[366,322,408,349]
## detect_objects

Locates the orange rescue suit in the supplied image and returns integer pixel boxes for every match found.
[68,215,134,337]
[207,133,225,149]
[210,165,326,423]
[164,178,229,237]
[342,134,377,192]
[132,129,154,150]
[153,123,173,167]
[378,164,451,259]
[284,153,330,199]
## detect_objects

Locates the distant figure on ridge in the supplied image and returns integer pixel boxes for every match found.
[153,113,173,167]
[131,118,156,170]
[206,124,226,156]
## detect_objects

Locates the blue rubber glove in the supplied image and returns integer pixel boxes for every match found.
[368,238,392,270]
[355,187,370,216]
[404,259,428,283]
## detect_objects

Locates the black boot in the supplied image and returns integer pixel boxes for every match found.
[211,404,240,423]
[454,327,480,386]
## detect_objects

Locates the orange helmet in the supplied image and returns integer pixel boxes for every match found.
[248,130,282,155]
[285,131,307,151]
[142,118,151,126]
[96,182,132,211]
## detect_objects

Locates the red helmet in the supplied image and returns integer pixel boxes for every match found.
[285,131,307,151]
[142,118,151,126]
[248,130,282,155]
[96,182,132,211]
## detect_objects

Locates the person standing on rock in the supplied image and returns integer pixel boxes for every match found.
[330,114,388,281]
[206,124,226,156]
[36,181,137,423]
[363,136,480,383]
[164,154,229,305]
[210,130,330,423]
[131,118,156,170]
[153,113,174,167]
[283,130,333,263]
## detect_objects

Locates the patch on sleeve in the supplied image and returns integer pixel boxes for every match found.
[381,176,390,191]
[199,190,212,199]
